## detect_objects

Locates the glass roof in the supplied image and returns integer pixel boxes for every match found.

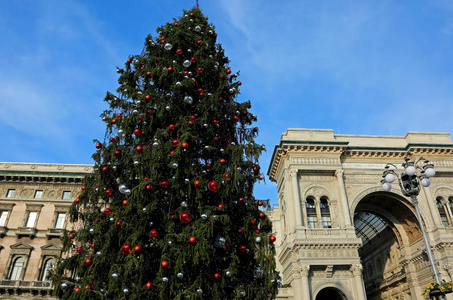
[354,212,389,246]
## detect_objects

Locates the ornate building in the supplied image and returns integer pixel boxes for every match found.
[0,163,91,299]
[267,129,453,300]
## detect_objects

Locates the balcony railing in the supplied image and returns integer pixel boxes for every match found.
[45,228,64,238]
[15,227,37,237]
[0,280,52,295]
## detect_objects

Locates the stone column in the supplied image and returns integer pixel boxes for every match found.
[335,170,352,227]
[350,264,367,300]
[442,198,453,226]
[290,169,303,228]
[284,171,295,231]
[422,186,443,227]
[301,265,311,300]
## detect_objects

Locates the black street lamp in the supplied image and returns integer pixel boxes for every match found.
[381,157,447,299]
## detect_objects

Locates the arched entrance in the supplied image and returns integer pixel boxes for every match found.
[354,191,424,299]
[315,287,347,300]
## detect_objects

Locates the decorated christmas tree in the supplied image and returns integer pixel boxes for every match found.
[52,6,279,300]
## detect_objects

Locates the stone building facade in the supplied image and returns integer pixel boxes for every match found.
[0,163,91,299]
[267,129,453,300]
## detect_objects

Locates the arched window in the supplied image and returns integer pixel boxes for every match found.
[437,197,449,227]
[320,196,331,228]
[41,258,55,281]
[306,197,317,228]
[448,196,453,211]
[10,257,25,280]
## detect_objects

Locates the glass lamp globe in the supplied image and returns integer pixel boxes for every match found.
[421,178,431,187]
[405,165,416,176]
[425,167,435,177]
[382,182,392,191]
[385,173,395,183]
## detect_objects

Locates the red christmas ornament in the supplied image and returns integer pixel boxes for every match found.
[170,150,175,155]
[213,120,219,125]
[214,136,219,142]
[95,143,101,149]
[105,189,112,197]
[85,258,92,265]
[226,69,232,74]
[85,284,92,290]
[69,233,75,239]
[239,197,244,202]
[189,236,197,244]
[74,287,80,292]
[90,243,97,250]
[238,81,242,85]
[208,181,219,191]
[199,92,204,98]
[146,184,151,191]
[251,220,257,226]
[116,221,122,226]
[180,212,191,223]
[182,142,189,149]
[161,261,169,268]
[145,95,151,100]
[150,229,159,237]
[267,257,271,262]
[118,80,122,84]
[190,12,194,16]
[115,150,121,157]
[147,109,153,116]
[136,146,143,153]
[172,140,180,147]
[197,67,203,73]
[234,116,239,121]
[176,49,182,54]
[110,137,116,143]
[146,71,151,76]
[159,180,170,190]
[269,236,276,242]
[197,40,202,44]
[239,245,247,252]
[168,67,173,72]
[122,243,130,255]
[169,124,175,130]
[224,173,230,180]
[190,57,196,63]
[189,120,193,126]
[258,201,263,206]
[220,159,226,164]
[197,88,203,93]
[134,245,142,253]
[253,166,259,172]
[190,115,196,120]
[127,59,132,63]
[134,129,141,137]
[146,282,152,289]
[116,113,122,118]
[104,208,112,215]
[102,166,108,172]
[218,204,224,209]
[75,198,80,204]
[238,229,242,233]
[122,199,128,206]
[206,163,211,170]
[77,247,83,254]
[194,180,200,187]
[253,127,259,132]
[256,229,261,234]
[214,273,221,280]
[259,212,265,218]
[82,185,86,190]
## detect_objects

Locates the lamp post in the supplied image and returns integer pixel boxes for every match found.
[381,157,446,299]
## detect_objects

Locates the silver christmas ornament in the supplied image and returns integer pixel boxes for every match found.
[172,163,178,168]
[181,201,187,207]
[185,178,190,183]
[254,267,264,278]
[215,237,226,247]
[132,109,138,114]
[89,228,94,233]
[173,60,177,64]
[149,221,153,226]
[134,161,139,166]
[123,288,129,294]
[153,141,159,147]
[183,60,191,67]
[117,129,126,137]
[201,214,208,220]
[112,273,118,278]
[184,96,193,104]
[112,166,117,171]
[142,207,147,211]
[96,251,102,256]
[119,184,127,193]
[164,43,172,50]
[110,218,114,222]
[240,291,246,297]
[255,237,262,243]
[168,241,172,246]
[187,48,192,53]
[177,272,183,278]
[226,270,232,277]
[197,288,203,295]
[124,189,131,195]
[165,105,170,111]
[162,277,168,283]
[220,148,224,152]
[203,123,208,127]
[176,81,181,86]
[194,25,201,32]
[229,88,234,94]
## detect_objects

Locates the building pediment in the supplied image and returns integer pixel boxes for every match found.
[10,242,33,250]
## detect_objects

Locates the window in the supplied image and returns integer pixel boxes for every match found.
[437,197,449,227]
[0,211,8,226]
[320,197,332,228]
[10,257,25,280]
[62,191,71,200]
[54,213,66,229]
[41,258,55,281]
[25,212,38,228]
[34,190,43,199]
[6,189,15,198]
[306,197,318,228]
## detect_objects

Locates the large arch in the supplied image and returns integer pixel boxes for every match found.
[312,282,351,300]
[353,191,426,299]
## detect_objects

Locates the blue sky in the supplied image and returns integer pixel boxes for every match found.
[1,1,453,204]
